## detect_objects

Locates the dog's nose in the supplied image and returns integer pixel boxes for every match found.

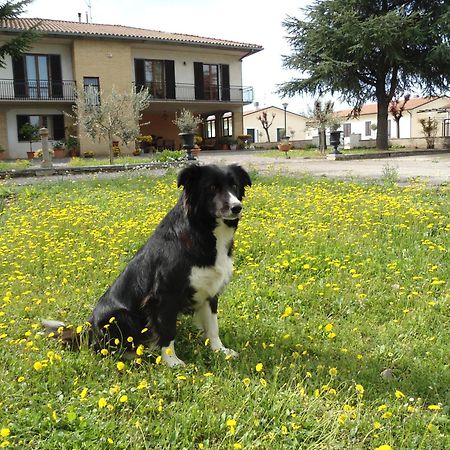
[231,204,242,215]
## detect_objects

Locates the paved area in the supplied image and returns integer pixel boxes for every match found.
[200,151,450,185]
[1,151,449,185]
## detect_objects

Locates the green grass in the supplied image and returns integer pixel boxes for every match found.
[0,160,32,171]
[0,172,448,449]
[69,150,186,167]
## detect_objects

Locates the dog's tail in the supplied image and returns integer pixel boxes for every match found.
[41,319,92,350]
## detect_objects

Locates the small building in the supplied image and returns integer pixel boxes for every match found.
[335,96,450,146]
[243,106,310,144]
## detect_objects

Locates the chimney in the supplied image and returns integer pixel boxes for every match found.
[78,13,81,23]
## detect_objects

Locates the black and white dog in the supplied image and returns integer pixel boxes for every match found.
[43,164,251,367]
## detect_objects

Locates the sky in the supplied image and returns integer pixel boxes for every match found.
[22,0,336,115]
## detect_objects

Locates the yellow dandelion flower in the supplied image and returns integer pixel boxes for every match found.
[100,348,109,356]
[165,347,173,356]
[428,404,441,411]
[242,377,251,387]
[374,446,392,450]
[33,361,43,371]
[107,438,114,445]
[233,444,242,449]
[259,378,267,387]
[136,344,144,356]
[17,376,25,383]
[137,380,148,390]
[98,397,107,408]
[76,325,83,334]
[355,384,364,395]
[226,419,237,428]
[255,362,263,372]
[325,323,333,332]
[0,428,10,438]
[329,367,337,376]
[337,414,347,425]
[281,306,293,318]
[119,395,128,403]
[80,387,88,400]
[203,372,214,377]
[373,421,382,429]
[116,361,125,371]
[155,355,162,364]
[395,390,405,399]
[126,336,133,343]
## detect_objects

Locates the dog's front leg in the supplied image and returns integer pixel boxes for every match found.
[194,297,238,358]
[157,309,185,368]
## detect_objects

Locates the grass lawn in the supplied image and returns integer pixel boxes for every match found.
[0,172,448,449]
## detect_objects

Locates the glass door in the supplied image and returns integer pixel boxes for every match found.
[26,55,49,99]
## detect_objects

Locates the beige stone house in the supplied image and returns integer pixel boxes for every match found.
[243,106,310,143]
[0,18,262,158]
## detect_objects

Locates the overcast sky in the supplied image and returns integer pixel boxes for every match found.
[22,0,335,115]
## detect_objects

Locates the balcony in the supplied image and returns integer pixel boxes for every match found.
[0,79,77,101]
[135,82,254,104]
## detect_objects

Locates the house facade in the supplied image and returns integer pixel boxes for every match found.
[0,18,262,158]
[335,96,450,147]
[243,106,310,143]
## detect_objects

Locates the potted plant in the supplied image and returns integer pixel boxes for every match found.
[19,122,40,160]
[52,140,65,158]
[173,109,202,159]
[137,135,153,153]
[277,136,292,157]
[66,136,79,157]
[217,136,232,150]
[192,135,203,157]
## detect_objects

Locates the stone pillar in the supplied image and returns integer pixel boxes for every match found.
[40,127,53,168]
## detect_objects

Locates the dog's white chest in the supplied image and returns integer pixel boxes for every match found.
[190,221,234,303]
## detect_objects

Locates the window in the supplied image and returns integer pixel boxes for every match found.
[202,64,219,101]
[83,77,100,105]
[194,63,230,101]
[246,128,255,143]
[343,123,351,137]
[276,128,285,141]
[222,112,233,137]
[17,114,65,141]
[365,121,371,136]
[12,54,63,99]
[205,115,216,138]
[134,59,175,99]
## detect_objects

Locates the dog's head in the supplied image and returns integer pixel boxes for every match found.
[177,164,251,224]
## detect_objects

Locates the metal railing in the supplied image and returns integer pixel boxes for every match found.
[135,82,253,103]
[0,79,77,101]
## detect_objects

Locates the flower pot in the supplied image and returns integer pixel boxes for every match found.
[179,132,195,149]
[27,151,35,160]
[53,148,65,158]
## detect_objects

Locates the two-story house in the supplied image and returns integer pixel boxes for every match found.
[0,18,263,158]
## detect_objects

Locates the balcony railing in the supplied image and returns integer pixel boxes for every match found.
[0,79,77,101]
[135,82,254,103]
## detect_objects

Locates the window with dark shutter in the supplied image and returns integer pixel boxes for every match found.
[220,64,230,101]
[194,62,204,100]
[134,59,145,93]
[17,115,29,140]
[12,57,26,98]
[49,55,63,98]
[164,60,175,99]
[52,115,65,140]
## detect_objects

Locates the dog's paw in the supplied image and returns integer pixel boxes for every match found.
[162,353,186,368]
[220,347,239,358]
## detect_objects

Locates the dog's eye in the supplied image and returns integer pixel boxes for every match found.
[232,184,238,192]
[210,184,217,192]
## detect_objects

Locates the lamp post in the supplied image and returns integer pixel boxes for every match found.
[282,102,288,139]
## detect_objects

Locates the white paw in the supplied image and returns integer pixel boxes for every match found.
[219,347,239,358]
[162,352,186,368]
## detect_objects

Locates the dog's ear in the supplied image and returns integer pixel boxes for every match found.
[229,164,252,189]
[177,164,202,189]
